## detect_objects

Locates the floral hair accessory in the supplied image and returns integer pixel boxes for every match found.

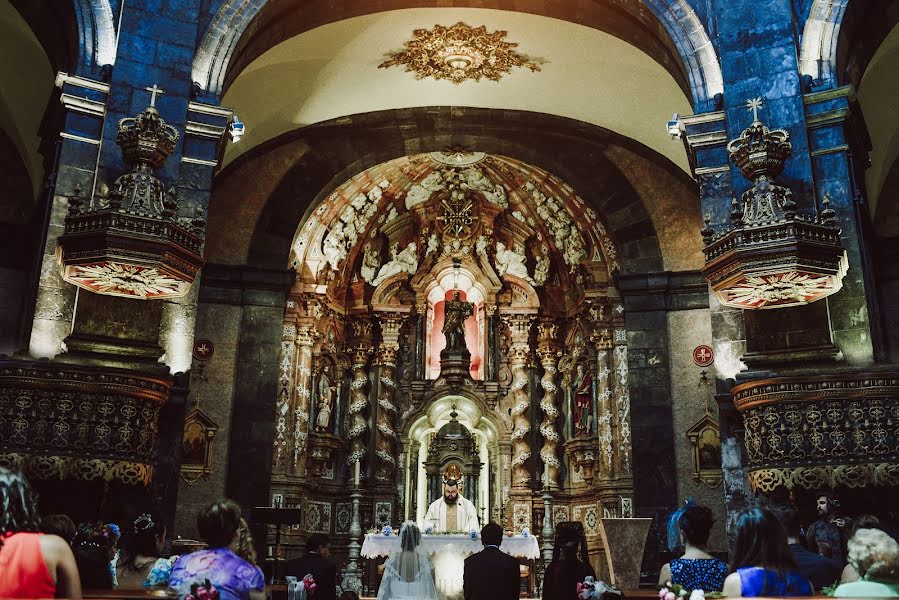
[106,523,121,540]
[469,530,478,540]
[666,498,695,551]
[184,579,219,600]
[382,525,393,536]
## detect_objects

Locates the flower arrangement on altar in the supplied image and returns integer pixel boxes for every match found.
[184,579,219,600]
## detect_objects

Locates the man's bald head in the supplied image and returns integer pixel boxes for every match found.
[443,479,459,504]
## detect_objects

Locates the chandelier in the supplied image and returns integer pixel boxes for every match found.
[701,98,847,310]
[56,85,205,299]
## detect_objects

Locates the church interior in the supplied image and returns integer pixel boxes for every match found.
[1,0,899,596]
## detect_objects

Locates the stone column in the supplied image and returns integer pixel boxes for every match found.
[375,314,404,481]
[273,320,297,473]
[503,314,533,489]
[537,320,561,488]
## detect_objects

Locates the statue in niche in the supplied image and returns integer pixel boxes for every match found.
[572,363,593,436]
[372,241,418,286]
[316,366,335,431]
[533,244,550,286]
[442,290,474,352]
[495,241,535,284]
[360,241,381,284]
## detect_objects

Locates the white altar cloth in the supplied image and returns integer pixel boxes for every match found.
[361,533,540,560]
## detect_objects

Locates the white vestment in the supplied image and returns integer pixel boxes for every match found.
[423,496,480,532]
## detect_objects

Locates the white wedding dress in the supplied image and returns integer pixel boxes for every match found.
[376,522,439,600]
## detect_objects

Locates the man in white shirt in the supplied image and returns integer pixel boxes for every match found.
[423,479,479,532]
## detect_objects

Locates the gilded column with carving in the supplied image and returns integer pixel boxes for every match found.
[592,329,614,480]
[505,315,533,488]
[347,321,373,467]
[293,324,316,472]
[537,320,561,488]
[273,322,297,472]
[375,314,403,481]
[611,342,632,477]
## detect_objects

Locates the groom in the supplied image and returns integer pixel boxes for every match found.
[463,522,520,600]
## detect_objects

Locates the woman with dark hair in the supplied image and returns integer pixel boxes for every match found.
[542,521,596,600]
[117,512,178,588]
[72,521,118,589]
[721,508,813,597]
[0,467,82,598]
[658,503,728,591]
[168,499,265,600]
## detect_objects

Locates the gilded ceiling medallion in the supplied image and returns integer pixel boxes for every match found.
[379,22,541,84]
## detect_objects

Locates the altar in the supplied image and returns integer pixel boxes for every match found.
[361,533,540,598]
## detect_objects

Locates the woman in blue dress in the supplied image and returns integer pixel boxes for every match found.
[658,503,728,591]
[722,508,814,597]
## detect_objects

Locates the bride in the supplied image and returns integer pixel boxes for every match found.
[376,521,438,600]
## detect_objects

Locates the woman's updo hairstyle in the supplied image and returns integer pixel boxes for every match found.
[678,504,715,546]
[197,499,242,548]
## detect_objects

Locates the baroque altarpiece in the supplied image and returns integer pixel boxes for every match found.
[269,151,635,567]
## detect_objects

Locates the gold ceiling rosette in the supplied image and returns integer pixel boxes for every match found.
[379,22,541,84]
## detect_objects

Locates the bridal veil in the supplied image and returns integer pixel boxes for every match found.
[376,521,438,600]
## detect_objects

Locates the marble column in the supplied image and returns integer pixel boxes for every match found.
[592,329,614,481]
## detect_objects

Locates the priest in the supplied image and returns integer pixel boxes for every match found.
[423,479,480,532]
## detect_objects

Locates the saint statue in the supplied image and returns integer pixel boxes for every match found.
[442,290,473,353]
[423,478,479,533]
[315,366,334,431]
[573,364,593,435]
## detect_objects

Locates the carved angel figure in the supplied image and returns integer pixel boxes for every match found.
[461,167,508,207]
[495,242,535,284]
[316,367,335,431]
[361,241,382,284]
[405,171,445,210]
[372,242,419,286]
[533,244,550,286]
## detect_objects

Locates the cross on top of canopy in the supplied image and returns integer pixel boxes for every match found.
[289,151,619,312]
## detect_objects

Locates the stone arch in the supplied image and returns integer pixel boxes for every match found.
[193,0,721,109]
[207,108,700,276]
[71,0,116,74]
[799,0,850,84]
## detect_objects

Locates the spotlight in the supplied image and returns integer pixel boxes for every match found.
[229,115,245,142]
[666,113,681,139]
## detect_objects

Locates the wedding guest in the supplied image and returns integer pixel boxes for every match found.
[117,512,177,588]
[833,528,899,597]
[168,499,265,600]
[285,533,337,600]
[658,503,728,591]
[72,521,118,589]
[235,517,257,565]
[721,508,813,597]
[807,491,852,562]
[463,522,520,600]
[777,505,841,589]
[41,514,77,544]
[0,467,82,598]
[543,521,596,600]
[841,515,882,583]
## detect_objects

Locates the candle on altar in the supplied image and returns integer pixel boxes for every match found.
[354,459,360,485]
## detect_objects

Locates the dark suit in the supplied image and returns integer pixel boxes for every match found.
[788,543,842,590]
[464,545,521,600]
[285,552,337,600]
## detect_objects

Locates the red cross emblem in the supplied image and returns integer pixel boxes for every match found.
[193,339,215,361]
[692,345,714,367]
